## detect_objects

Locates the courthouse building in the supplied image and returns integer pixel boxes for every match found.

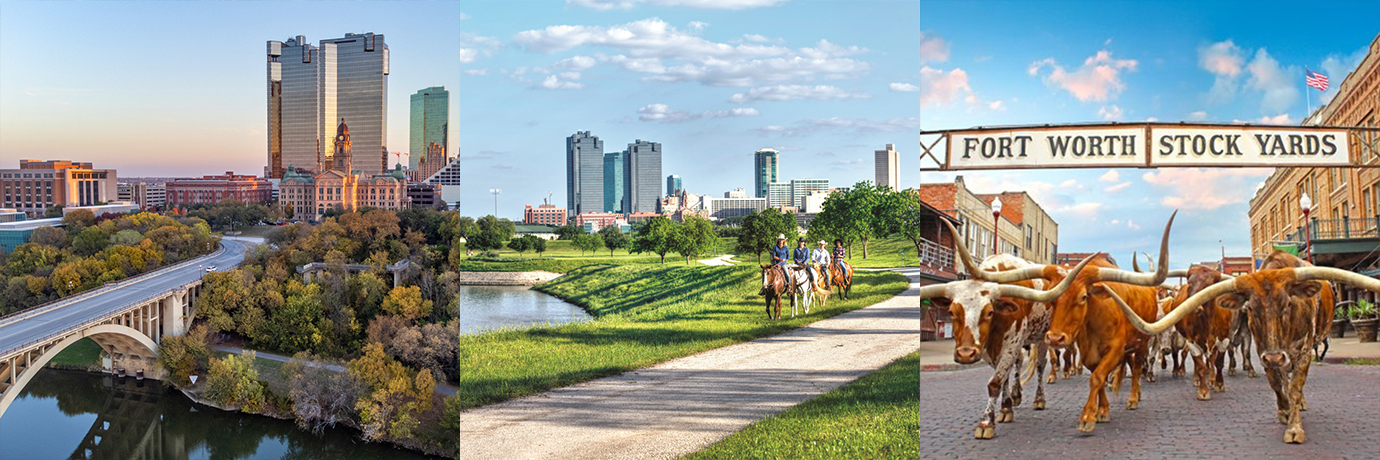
[280,120,408,221]
[1248,32,1380,275]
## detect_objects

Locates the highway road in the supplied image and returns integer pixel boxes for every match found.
[0,237,252,359]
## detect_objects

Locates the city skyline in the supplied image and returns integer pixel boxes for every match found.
[0,2,460,181]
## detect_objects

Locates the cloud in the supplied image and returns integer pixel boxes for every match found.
[1246,48,1298,114]
[1199,40,1244,103]
[1319,47,1368,104]
[920,66,971,107]
[988,100,1006,111]
[1189,110,1208,120]
[1256,114,1292,125]
[759,117,920,137]
[1141,168,1274,210]
[1062,202,1105,219]
[1098,170,1119,182]
[537,73,585,90]
[832,159,866,166]
[515,18,867,87]
[728,85,871,103]
[568,0,787,10]
[815,151,836,157]
[688,21,709,31]
[1029,48,1138,102]
[637,103,760,123]
[1098,105,1123,121]
[1104,182,1131,192]
[463,69,489,76]
[460,33,503,64]
[919,31,949,64]
[459,12,470,20]
[1059,179,1077,188]
[551,55,598,71]
[889,82,920,92]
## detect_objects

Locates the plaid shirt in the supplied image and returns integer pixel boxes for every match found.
[832,245,846,261]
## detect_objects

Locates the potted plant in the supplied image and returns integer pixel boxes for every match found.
[1349,299,1379,343]
[1334,302,1353,338]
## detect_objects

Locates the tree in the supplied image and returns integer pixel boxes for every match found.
[381,285,433,323]
[387,319,460,384]
[349,342,421,441]
[28,226,69,248]
[206,351,265,412]
[282,351,366,434]
[157,325,210,387]
[44,205,64,218]
[554,224,586,240]
[62,209,97,233]
[809,183,879,259]
[467,215,515,251]
[735,211,767,263]
[531,235,547,257]
[573,232,603,255]
[440,214,479,245]
[599,225,630,256]
[672,216,716,264]
[71,227,109,257]
[110,229,143,246]
[507,235,533,257]
[631,216,677,263]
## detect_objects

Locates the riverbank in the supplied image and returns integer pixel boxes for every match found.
[453,270,563,286]
[458,264,910,412]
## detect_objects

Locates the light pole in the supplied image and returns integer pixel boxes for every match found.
[991,197,1003,257]
[490,189,501,217]
[1300,192,1313,264]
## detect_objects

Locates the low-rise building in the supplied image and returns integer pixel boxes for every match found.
[574,212,621,229]
[407,183,442,209]
[515,224,560,240]
[1,160,118,217]
[0,209,25,223]
[166,172,272,206]
[524,204,568,226]
[626,212,664,224]
[917,176,1060,270]
[67,202,140,218]
[118,182,168,211]
[710,195,767,219]
[0,218,63,253]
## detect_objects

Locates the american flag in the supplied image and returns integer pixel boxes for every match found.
[1305,69,1329,91]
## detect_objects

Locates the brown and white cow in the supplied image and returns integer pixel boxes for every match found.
[1108,250,1380,443]
[1010,212,1177,434]
[916,222,1097,440]
[1170,265,1239,400]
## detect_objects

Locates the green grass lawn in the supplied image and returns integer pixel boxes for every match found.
[455,238,741,272]
[457,264,909,411]
[49,338,103,368]
[681,351,919,460]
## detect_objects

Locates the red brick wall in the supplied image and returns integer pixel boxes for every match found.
[915,183,957,217]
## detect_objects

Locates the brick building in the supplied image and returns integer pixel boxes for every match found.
[0,160,118,217]
[524,204,568,226]
[166,172,272,206]
[916,176,1060,270]
[574,212,621,229]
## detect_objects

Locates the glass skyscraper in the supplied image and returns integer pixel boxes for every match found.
[666,175,682,196]
[567,131,604,217]
[623,140,662,214]
[754,148,779,199]
[604,151,624,213]
[410,86,449,170]
[266,33,389,179]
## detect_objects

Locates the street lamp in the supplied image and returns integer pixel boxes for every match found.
[1300,192,1313,264]
[991,197,1003,257]
[490,189,501,217]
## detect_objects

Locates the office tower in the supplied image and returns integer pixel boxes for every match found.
[604,151,624,213]
[267,36,319,179]
[875,143,899,189]
[754,148,779,199]
[666,175,682,196]
[266,33,389,179]
[623,140,662,214]
[567,131,604,217]
[790,178,830,209]
[768,182,792,208]
[410,86,449,171]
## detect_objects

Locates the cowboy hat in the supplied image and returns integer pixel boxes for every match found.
[817,240,827,245]
[777,234,786,239]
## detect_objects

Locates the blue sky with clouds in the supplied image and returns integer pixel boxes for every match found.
[458,0,917,218]
[920,0,1379,267]
[0,1,460,177]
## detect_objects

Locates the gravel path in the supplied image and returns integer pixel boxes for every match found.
[697,255,736,266]
[459,267,920,460]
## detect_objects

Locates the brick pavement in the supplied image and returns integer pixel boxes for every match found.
[921,363,1380,459]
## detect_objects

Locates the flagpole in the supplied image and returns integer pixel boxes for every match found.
[1305,69,1312,122]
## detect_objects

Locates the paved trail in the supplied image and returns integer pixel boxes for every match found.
[460,267,920,460]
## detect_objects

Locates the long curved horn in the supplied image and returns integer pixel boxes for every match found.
[1132,253,1142,272]
[1168,269,1189,278]
[917,283,952,299]
[943,219,1045,283]
[1107,276,1239,335]
[942,219,982,276]
[1096,210,1178,285]
[1293,267,1380,292]
[997,253,1098,302]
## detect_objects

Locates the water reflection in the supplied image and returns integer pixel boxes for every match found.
[0,369,440,460]
[458,285,591,335]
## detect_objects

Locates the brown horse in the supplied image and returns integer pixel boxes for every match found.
[760,265,796,320]
[828,262,854,300]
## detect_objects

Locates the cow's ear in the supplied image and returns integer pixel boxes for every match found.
[1289,280,1324,298]
[993,299,1019,313]
[1218,293,1249,310]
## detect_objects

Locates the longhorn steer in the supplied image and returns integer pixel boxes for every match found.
[1035,212,1176,433]
[1108,250,1380,444]
[917,223,1096,440]
[1171,265,1239,400]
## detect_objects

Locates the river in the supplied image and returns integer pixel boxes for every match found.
[0,369,441,460]
[457,285,591,335]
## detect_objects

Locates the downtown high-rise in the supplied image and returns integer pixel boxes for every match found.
[754,148,779,199]
[875,143,899,190]
[567,131,604,217]
[666,175,682,196]
[267,33,389,179]
[410,86,449,171]
[623,140,662,214]
[604,151,624,213]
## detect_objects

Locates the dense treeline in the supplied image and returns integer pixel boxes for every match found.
[735,181,922,262]
[0,209,218,315]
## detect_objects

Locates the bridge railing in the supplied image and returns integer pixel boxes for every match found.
[0,283,196,362]
[0,242,228,329]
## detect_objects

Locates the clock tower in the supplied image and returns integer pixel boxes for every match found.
[332,118,352,173]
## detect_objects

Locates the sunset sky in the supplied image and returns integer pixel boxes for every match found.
[920,0,1380,266]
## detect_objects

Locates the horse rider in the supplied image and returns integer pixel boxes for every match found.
[793,238,812,284]
[832,239,848,280]
[810,240,832,285]
[765,234,792,293]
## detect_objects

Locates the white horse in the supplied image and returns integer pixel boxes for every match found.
[787,265,815,317]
